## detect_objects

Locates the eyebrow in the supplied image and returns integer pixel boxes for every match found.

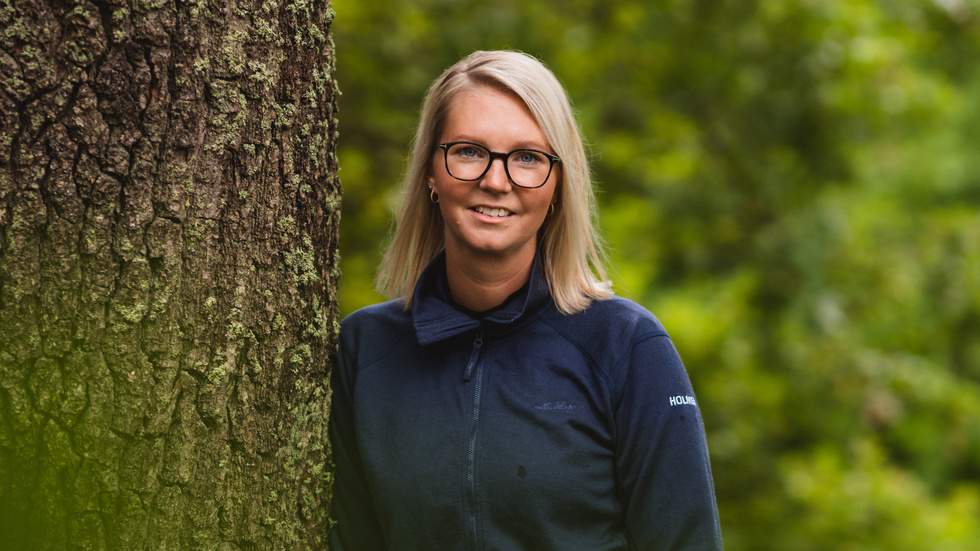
[446,135,552,153]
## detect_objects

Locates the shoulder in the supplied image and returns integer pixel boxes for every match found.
[537,296,671,372]
[341,298,408,326]
[339,299,414,356]
[541,295,667,344]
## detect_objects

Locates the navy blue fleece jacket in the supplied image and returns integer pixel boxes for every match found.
[330,254,723,550]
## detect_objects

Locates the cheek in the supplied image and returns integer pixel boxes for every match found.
[527,194,553,224]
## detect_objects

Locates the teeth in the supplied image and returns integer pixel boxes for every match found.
[475,206,511,217]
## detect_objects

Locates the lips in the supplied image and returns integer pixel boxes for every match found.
[472,206,513,218]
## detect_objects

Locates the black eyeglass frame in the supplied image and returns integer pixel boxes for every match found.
[436,141,561,189]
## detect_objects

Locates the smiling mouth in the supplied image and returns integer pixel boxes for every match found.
[472,206,513,218]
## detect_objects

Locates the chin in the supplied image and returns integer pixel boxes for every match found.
[468,244,511,256]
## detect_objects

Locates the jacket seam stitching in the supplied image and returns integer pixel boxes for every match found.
[609,330,670,379]
[536,313,611,387]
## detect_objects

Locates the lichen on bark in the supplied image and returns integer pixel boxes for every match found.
[0,0,339,548]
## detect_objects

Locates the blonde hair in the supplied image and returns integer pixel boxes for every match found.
[376,50,611,314]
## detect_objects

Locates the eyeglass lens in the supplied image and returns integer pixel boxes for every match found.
[444,143,553,188]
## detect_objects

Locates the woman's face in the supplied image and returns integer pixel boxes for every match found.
[429,86,558,267]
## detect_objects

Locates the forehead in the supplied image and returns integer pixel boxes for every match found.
[439,86,547,148]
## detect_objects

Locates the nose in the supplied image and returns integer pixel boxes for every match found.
[479,157,512,193]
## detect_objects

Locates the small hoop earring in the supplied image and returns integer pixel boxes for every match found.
[430,188,439,204]
[547,202,556,216]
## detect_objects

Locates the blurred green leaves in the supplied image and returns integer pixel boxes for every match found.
[330,0,980,548]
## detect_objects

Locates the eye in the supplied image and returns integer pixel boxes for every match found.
[450,144,486,160]
[514,150,545,165]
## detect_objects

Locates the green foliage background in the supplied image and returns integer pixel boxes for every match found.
[330,1,980,548]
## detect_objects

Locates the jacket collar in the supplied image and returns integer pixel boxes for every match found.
[412,251,550,346]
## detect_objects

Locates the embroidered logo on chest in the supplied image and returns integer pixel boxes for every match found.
[534,401,576,412]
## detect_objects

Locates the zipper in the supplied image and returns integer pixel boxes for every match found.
[463,332,483,382]
[464,331,485,550]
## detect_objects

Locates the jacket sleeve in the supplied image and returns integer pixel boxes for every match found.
[613,332,724,550]
[329,332,387,551]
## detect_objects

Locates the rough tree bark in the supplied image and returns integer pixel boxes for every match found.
[0,0,339,548]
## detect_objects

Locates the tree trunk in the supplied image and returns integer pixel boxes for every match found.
[0,0,339,548]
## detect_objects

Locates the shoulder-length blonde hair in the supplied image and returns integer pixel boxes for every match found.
[376,50,611,314]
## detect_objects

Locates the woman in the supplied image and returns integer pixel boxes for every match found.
[330,50,723,550]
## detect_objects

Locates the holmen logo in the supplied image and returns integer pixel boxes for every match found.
[669,395,697,407]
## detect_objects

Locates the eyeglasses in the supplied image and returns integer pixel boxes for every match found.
[437,142,561,189]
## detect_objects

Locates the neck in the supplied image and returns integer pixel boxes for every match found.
[444,247,535,312]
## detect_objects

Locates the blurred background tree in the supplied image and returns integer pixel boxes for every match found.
[330,0,980,548]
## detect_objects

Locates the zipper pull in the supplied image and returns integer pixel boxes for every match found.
[463,332,483,382]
